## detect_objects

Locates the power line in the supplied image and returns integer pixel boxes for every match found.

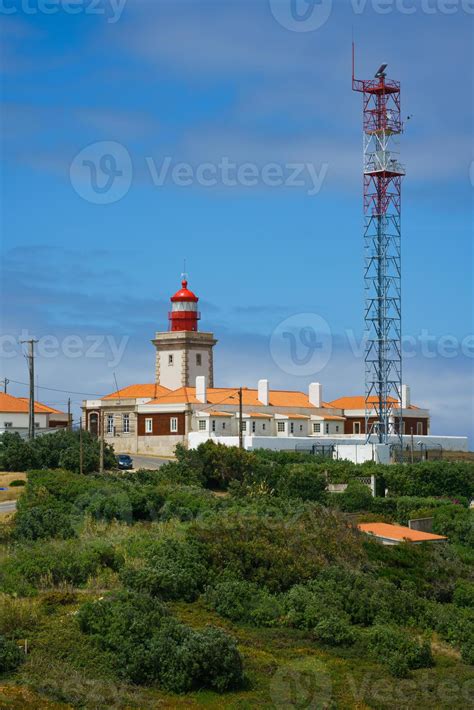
[4,378,103,397]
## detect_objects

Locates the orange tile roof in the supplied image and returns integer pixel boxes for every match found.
[285,413,310,420]
[103,384,170,400]
[202,411,233,417]
[329,396,421,411]
[319,414,346,421]
[247,412,273,419]
[0,393,64,415]
[147,386,333,410]
[358,523,447,543]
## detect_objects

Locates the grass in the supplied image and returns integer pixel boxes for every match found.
[0,472,26,503]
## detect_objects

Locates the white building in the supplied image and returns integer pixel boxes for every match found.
[0,392,69,435]
[82,278,467,459]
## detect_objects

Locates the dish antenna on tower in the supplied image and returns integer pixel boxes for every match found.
[375,63,388,78]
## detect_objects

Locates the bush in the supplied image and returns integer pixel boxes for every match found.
[337,481,373,513]
[78,591,244,692]
[313,612,355,647]
[0,595,41,637]
[14,499,76,541]
[205,576,283,626]
[453,581,474,609]
[432,505,473,547]
[0,634,23,673]
[276,464,327,502]
[383,462,473,500]
[367,625,434,677]
[121,539,208,602]
[9,479,25,487]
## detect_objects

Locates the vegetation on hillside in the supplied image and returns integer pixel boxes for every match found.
[0,437,472,707]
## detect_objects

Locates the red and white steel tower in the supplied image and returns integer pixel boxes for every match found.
[352,46,404,446]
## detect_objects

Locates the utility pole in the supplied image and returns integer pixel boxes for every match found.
[20,339,38,440]
[79,416,84,475]
[1,378,9,393]
[99,409,105,473]
[67,398,71,430]
[238,387,243,449]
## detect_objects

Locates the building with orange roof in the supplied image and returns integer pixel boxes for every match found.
[0,392,69,433]
[358,522,447,546]
[80,276,461,458]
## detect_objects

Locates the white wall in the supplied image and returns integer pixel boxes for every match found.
[0,412,48,429]
[158,349,185,389]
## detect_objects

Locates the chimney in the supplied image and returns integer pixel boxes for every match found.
[401,384,410,410]
[257,379,269,406]
[196,375,207,404]
[309,382,323,408]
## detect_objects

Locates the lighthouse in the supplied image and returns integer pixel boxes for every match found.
[152,276,217,389]
[169,278,200,332]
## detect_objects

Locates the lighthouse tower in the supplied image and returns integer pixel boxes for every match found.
[152,277,217,390]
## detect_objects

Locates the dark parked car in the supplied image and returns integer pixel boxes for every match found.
[117,454,133,470]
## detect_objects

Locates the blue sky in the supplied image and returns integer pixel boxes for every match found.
[0,0,473,443]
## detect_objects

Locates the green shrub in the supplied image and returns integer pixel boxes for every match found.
[366,625,434,677]
[0,595,41,637]
[432,505,473,547]
[276,464,327,502]
[383,462,473,500]
[78,591,244,692]
[14,499,76,541]
[121,539,208,602]
[337,481,373,513]
[453,581,474,609]
[0,634,24,673]
[9,479,25,487]
[313,612,355,646]
[205,576,283,626]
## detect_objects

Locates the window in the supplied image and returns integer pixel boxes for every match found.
[212,420,216,432]
[123,414,130,433]
[252,421,256,433]
[290,422,294,434]
[170,417,178,433]
[313,422,321,433]
[222,421,226,430]
[3,422,12,428]
[262,423,266,431]
[107,414,114,434]
[198,419,206,431]
[336,425,340,433]
[277,421,285,433]
[196,353,202,366]
[241,421,247,432]
[299,425,303,432]
[145,418,153,434]
[353,422,361,434]
[34,422,40,429]
[417,421,423,436]
[325,423,329,434]
[168,354,174,366]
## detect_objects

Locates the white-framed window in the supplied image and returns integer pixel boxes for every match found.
[107,414,114,434]
[277,421,285,433]
[241,421,247,432]
[198,419,207,431]
[290,422,295,434]
[252,421,256,433]
[122,414,130,433]
[212,420,216,432]
[196,353,202,366]
[168,354,174,366]
[145,418,153,434]
[313,422,321,433]
[353,422,361,434]
[170,417,178,433]
[417,421,423,436]
[3,422,12,428]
